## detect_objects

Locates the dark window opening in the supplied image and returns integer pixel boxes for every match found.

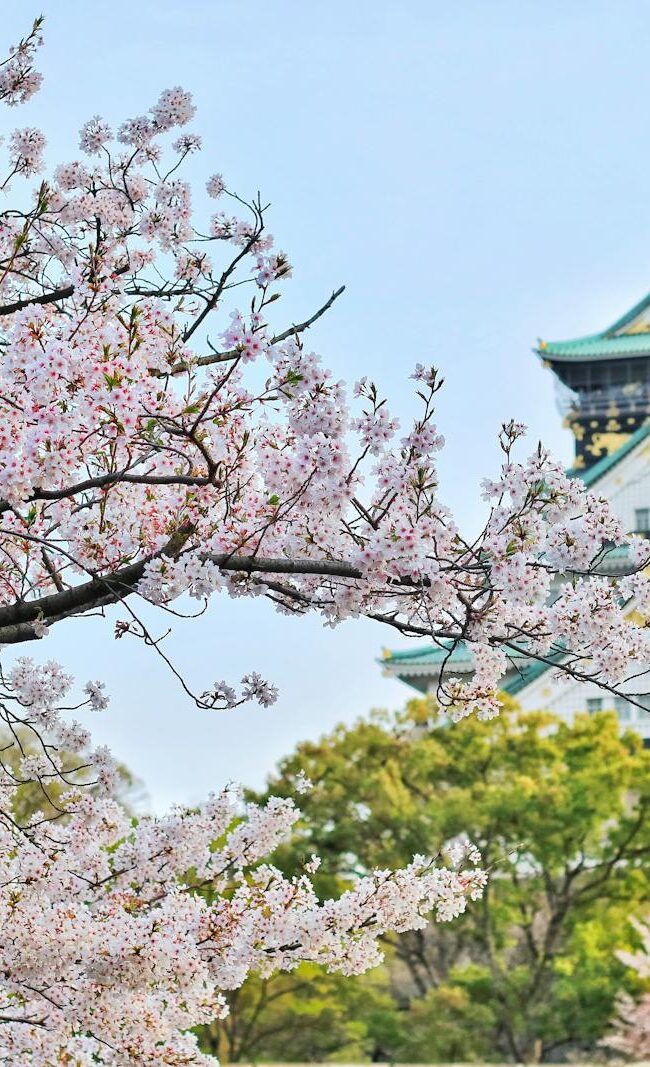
[635,508,650,534]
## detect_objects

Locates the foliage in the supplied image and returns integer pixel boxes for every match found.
[199,964,396,1064]
[234,700,650,1062]
[395,973,498,1063]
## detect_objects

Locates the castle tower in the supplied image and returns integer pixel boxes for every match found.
[535,292,650,470]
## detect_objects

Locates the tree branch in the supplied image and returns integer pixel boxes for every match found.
[0,469,212,516]
[190,285,346,371]
[0,283,75,317]
[0,551,365,642]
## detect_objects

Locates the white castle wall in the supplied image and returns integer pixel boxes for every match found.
[593,434,650,532]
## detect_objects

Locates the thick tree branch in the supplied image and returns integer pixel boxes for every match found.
[0,265,131,318]
[0,469,212,516]
[0,283,74,316]
[0,551,365,643]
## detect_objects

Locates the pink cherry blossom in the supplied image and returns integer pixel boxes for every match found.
[606,918,650,1058]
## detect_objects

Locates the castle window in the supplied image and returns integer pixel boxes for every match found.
[635,508,650,534]
[610,363,627,385]
[586,698,603,715]
[633,694,650,718]
[615,696,632,722]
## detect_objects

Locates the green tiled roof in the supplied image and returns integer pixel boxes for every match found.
[504,656,556,696]
[380,642,472,693]
[382,641,474,669]
[381,641,560,697]
[536,291,650,363]
[540,334,650,360]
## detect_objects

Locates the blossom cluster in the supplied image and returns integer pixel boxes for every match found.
[607,917,650,1057]
[0,19,42,108]
[0,659,485,1064]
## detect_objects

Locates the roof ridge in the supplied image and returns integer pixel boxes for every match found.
[380,640,468,664]
[381,642,562,696]
[603,289,650,337]
[536,291,650,359]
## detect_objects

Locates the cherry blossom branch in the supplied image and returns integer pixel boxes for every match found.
[191,284,346,370]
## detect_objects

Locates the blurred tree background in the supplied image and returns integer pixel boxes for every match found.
[3,727,142,825]
[198,701,650,1063]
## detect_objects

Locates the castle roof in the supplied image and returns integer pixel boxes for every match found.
[380,641,559,696]
[536,290,650,363]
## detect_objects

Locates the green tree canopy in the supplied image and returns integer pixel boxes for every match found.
[206,702,650,1063]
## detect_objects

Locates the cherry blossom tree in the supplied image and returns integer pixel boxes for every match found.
[1,21,650,716]
[0,16,650,1064]
[0,657,488,1064]
[607,919,650,1058]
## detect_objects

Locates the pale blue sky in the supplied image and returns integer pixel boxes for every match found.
[4,1,650,808]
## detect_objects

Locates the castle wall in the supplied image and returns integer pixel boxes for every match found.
[588,434,650,533]
[513,671,650,742]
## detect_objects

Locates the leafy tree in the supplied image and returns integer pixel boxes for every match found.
[394,973,498,1063]
[200,965,397,1063]
[243,701,650,1062]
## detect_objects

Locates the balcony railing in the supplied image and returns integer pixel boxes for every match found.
[554,380,650,419]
